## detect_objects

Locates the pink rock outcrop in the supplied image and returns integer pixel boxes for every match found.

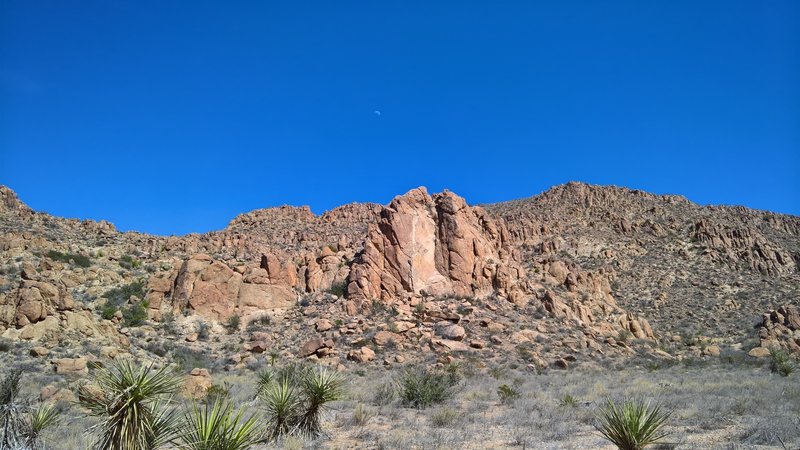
[347,187,524,303]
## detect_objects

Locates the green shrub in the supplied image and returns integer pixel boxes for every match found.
[397,368,460,409]
[122,301,149,327]
[327,281,346,297]
[46,250,91,268]
[595,398,671,450]
[102,280,147,307]
[118,254,142,270]
[100,305,118,321]
[497,384,521,405]
[225,315,241,334]
[561,394,579,407]
[769,348,795,377]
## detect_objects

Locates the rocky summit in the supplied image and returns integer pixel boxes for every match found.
[1,182,798,371]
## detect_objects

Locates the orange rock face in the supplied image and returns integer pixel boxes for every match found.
[347,188,524,303]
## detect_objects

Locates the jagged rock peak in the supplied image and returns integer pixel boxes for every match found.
[347,187,524,304]
[0,185,32,213]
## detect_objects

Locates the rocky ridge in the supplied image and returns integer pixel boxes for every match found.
[0,183,797,378]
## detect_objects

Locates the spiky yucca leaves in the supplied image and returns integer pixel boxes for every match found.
[296,369,344,435]
[256,365,344,439]
[79,360,182,450]
[0,371,60,450]
[595,398,672,450]
[178,397,261,450]
[259,379,301,439]
[26,403,61,447]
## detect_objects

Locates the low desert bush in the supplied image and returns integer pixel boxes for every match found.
[497,384,521,405]
[47,250,91,268]
[397,368,460,409]
[769,348,795,377]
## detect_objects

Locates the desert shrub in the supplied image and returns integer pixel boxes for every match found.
[0,370,61,449]
[225,315,241,334]
[172,347,213,373]
[118,254,141,270]
[197,322,210,342]
[397,368,460,409]
[100,305,117,320]
[122,300,149,327]
[246,316,271,332]
[144,340,174,358]
[769,348,795,377]
[561,394,579,407]
[177,397,261,450]
[594,398,671,450]
[79,360,181,450]
[350,403,374,427]
[430,406,459,427]
[256,364,344,439]
[327,281,346,297]
[47,250,91,268]
[497,384,521,405]
[204,383,231,405]
[371,382,396,407]
[0,339,10,353]
[103,280,147,306]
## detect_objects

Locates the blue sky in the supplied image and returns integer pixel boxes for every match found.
[1,1,798,235]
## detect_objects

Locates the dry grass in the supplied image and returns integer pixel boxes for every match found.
[3,356,798,449]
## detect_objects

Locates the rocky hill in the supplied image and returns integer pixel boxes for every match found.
[1,182,798,375]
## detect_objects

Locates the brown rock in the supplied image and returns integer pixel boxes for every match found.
[52,357,88,375]
[184,368,213,399]
[30,346,49,357]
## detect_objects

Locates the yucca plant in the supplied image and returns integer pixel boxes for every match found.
[595,398,672,450]
[178,397,261,450]
[256,365,344,439]
[79,359,182,450]
[295,369,344,435]
[0,370,60,450]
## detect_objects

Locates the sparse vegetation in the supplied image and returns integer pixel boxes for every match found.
[769,348,795,377]
[1,370,60,449]
[497,384,521,404]
[397,368,460,409]
[225,315,241,334]
[46,250,91,268]
[118,254,142,270]
[327,281,346,297]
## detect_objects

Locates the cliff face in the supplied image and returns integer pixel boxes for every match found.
[0,182,797,371]
[346,188,524,303]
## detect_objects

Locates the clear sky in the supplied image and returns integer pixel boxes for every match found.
[1,1,798,235]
